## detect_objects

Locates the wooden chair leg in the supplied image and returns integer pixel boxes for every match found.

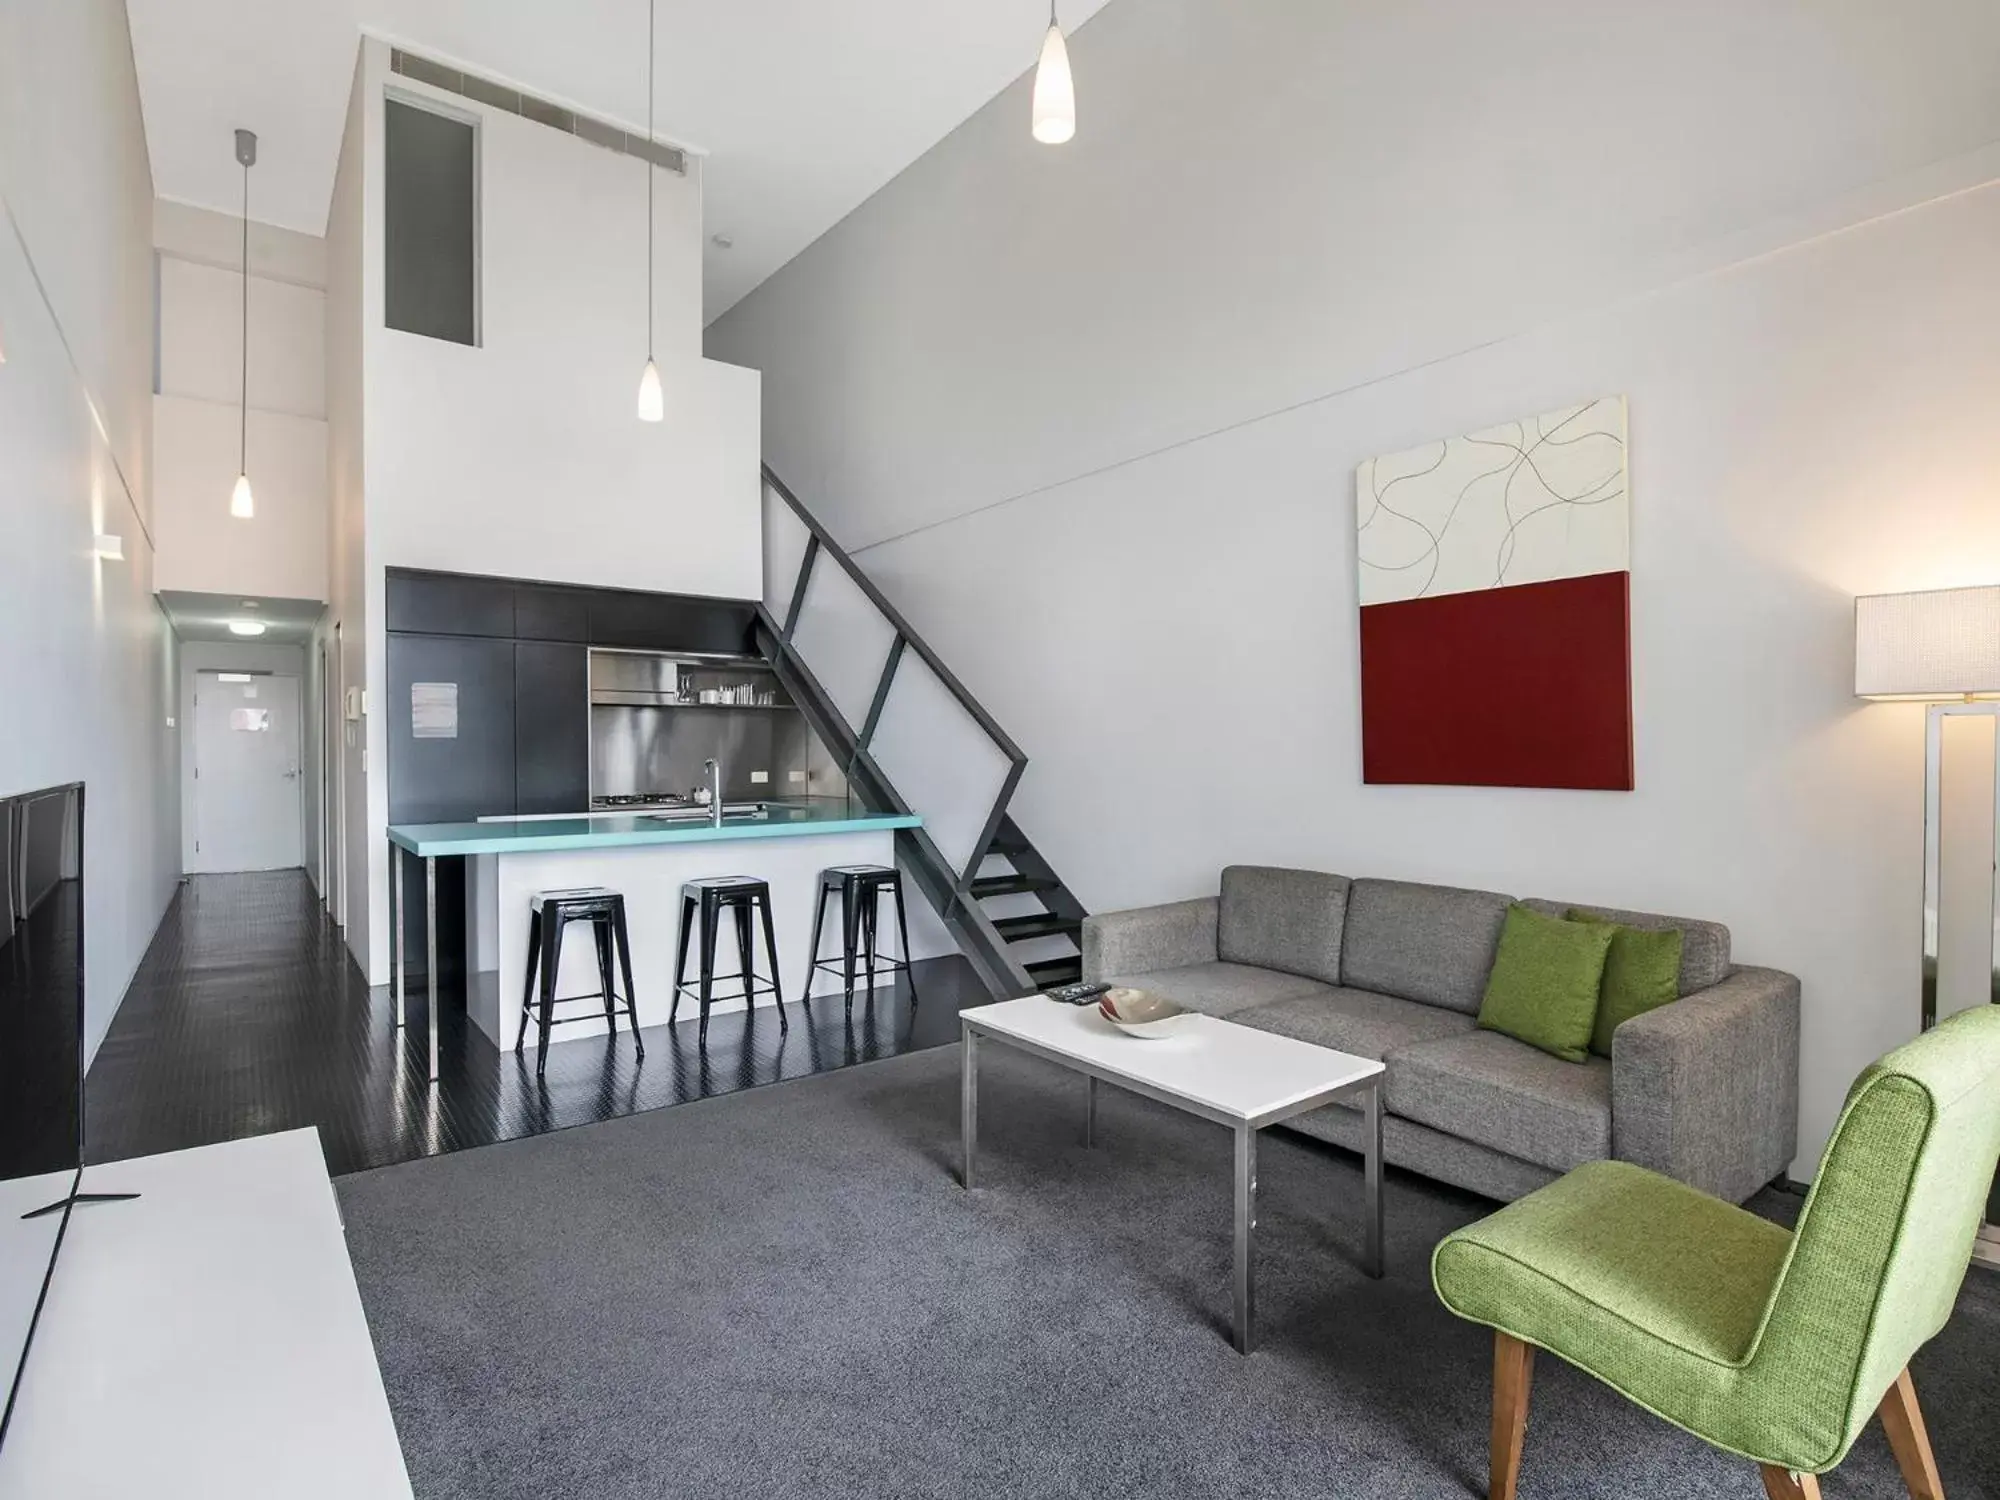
[1491,1332,1534,1500]
[1878,1368,1945,1500]
[1760,1466,1823,1500]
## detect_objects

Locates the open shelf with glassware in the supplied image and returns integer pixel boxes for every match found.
[588,649,795,710]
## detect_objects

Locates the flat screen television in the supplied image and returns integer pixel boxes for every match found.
[0,782,86,1449]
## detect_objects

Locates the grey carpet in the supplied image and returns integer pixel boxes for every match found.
[337,1044,1998,1500]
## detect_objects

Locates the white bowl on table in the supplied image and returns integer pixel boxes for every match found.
[1097,987,1193,1040]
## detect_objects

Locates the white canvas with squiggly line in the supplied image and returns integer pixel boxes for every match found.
[1355,397,1627,606]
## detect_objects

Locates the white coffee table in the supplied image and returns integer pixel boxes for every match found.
[958,995,1386,1353]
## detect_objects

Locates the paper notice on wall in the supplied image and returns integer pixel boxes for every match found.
[411,682,459,739]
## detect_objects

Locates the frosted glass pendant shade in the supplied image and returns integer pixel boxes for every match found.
[637,358,664,423]
[1032,22,1075,144]
[230,471,255,519]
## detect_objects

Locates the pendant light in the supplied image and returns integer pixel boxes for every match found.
[635,0,664,422]
[230,129,258,518]
[1031,1,1076,145]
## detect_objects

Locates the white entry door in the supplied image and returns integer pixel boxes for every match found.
[192,671,304,872]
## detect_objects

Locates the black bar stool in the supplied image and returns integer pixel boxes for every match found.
[517,886,644,1078]
[806,864,917,1014]
[671,876,785,1042]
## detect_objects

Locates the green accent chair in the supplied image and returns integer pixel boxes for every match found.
[1433,1005,2000,1499]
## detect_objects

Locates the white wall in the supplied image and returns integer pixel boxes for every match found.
[707,0,2000,1176]
[176,641,308,872]
[361,46,758,599]
[152,200,329,601]
[327,47,368,962]
[320,40,764,981]
[0,0,182,1062]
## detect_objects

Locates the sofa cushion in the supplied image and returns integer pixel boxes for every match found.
[1387,1030,1613,1173]
[1566,910,1684,1057]
[1520,898,1730,995]
[1476,905,1614,1063]
[1102,962,1333,1019]
[1234,986,1476,1063]
[1340,878,1513,1013]
[1218,866,1349,985]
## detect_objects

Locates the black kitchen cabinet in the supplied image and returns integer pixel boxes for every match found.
[385,572,515,638]
[514,642,589,814]
[387,633,517,825]
[386,567,758,654]
[588,590,758,654]
[386,631,516,986]
[513,584,592,643]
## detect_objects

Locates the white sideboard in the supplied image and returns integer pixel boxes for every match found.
[0,1129,412,1499]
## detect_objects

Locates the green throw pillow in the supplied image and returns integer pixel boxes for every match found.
[1568,909,1684,1057]
[1477,905,1613,1063]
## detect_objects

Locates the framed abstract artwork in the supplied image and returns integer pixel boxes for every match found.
[1354,396,1633,790]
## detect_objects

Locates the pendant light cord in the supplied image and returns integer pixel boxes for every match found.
[240,155,249,475]
[645,0,655,363]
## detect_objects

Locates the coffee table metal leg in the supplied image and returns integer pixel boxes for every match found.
[960,1024,978,1189]
[1084,1075,1098,1146]
[1363,1078,1384,1278]
[1233,1124,1257,1354]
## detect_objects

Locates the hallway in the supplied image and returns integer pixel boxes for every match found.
[85,871,982,1175]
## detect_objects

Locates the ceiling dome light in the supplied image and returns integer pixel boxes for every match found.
[1032,4,1076,145]
[228,619,267,637]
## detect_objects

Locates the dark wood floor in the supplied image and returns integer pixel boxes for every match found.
[85,870,991,1176]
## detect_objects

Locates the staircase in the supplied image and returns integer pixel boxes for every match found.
[753,465,1086,998]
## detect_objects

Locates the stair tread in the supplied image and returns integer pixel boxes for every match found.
[1024,957,1083,984]
[993,913,1084,941]
[969,874,1058,899]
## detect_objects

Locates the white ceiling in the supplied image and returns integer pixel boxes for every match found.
[159,591,325,645]
[125,0,1114,320]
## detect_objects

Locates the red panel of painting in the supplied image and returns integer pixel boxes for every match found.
[1358,571,1632,790]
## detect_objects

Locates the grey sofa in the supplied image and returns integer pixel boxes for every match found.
[1080,867,1799,1205]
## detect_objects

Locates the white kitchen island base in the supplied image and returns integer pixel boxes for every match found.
[467,827,907,1047]
[390,805,925,1071]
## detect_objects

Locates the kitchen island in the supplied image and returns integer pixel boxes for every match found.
[387,803,923,1079]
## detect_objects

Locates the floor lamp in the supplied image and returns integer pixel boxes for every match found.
[1855,584,2000,1269]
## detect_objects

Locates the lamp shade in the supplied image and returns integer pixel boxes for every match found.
[1031,22,1076,145]
[1854,585,2000,700]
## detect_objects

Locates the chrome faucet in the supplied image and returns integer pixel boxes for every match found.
[704,757,724,827]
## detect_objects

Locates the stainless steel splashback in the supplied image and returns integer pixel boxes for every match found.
[588,647,848,804]
[590,704,849,805]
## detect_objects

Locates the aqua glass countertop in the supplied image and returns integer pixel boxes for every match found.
[387,804,922,857]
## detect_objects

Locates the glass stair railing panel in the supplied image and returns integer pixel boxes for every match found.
[789,547,899,738]
[761,480,813,627]
[868,648,1016,877]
